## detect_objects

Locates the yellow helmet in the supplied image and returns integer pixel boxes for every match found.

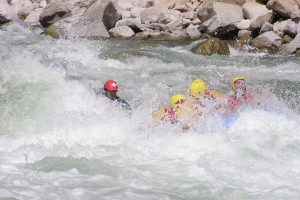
[170,94,186,108]
[230,76,245,90]
[189,79,207,98]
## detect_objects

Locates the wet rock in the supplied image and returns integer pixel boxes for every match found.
[192,37,230,56]
[39,1,71,27]
[295,48,300,56]
[279,33,300,54]
[238,30,252,45]
[109,25,135,38]
[251,31,282,52]
[44,24,60,38]
[260,21,273,34]
[282,34,294,44]
[0,0,15,25]
[267,0,300,19]
[273,19,297,37]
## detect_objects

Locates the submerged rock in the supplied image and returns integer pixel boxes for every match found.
[192,37,230,56]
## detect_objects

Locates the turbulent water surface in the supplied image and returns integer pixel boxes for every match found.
[1,23,300,200]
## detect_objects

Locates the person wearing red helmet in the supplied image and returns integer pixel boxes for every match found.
[102,80,131,111]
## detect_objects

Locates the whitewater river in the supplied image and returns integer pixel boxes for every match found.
[1,23,300,200]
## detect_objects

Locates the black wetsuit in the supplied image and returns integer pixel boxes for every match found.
[99,90,132,111]
[115,96,132,111]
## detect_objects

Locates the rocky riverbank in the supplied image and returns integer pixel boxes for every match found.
[1,0,300,56]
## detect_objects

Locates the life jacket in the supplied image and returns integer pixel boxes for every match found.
[228,92,254,109]
[152,107,177,124]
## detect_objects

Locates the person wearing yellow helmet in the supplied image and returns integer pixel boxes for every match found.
[188,79,225,116]
[151,94,194,130]
[225,75,255,112]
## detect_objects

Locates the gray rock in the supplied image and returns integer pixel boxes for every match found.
[164,18,182,31]
[242,2,270,20]
[69,0,120,39]
[39,1,71,27]
[235,19,251,30]
[69,17,110,38]
[82,0,120,30]
[267,0,300,19]
[242,2,273,29]
[260,21,273,34]
[273,19,297,37]
[130,7,144,18]
[140,5,168,23]
[0,0,15,24]
[282,34,294,44]
[122,10,131,19]
[115,17,146,31]
[186,24,201,39]
[183,11,195,20]
[238,30,251,38]
[280,33,300,54]
[157,10,181,24]
[250,10,272,29]
[24,7,43,26]
[190,18,201,25]
[203,2,243,34]
[11,0,36,19]
[109,25,135,38]
[251,31,282,51]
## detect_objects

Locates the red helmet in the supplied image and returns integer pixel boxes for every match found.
[103,80,118,91]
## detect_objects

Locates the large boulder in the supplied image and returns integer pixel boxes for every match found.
[251,31,282,52]
[109,26,135,38]
[192,37,230,56]
[39,1,71,27]
[199,2,243,39]
[242,2,273,29]
[267,0,300,19]
[82,0,119,30]
[0,0,15,24]
[69,0,120,39]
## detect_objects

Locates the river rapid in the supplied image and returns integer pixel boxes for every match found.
[1,23,300,200]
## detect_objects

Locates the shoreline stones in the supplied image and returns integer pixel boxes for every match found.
[2,0,300,56]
